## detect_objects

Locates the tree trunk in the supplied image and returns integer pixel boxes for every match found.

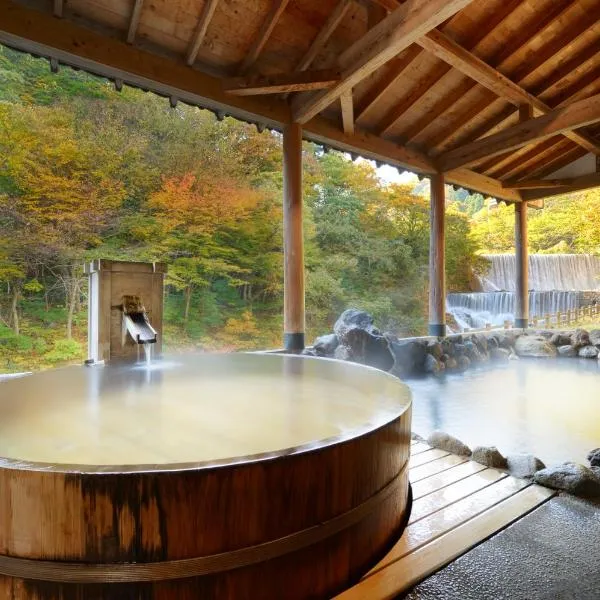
[184,285,193,325]
[10,285,20,336]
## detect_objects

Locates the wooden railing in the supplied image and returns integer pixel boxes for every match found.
[502,304,600,329]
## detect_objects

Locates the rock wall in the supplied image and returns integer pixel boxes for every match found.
[306,309,600,378]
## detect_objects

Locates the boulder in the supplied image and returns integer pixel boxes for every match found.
[441,338,455,357]
[463,340,483,362]
[426,341,443,360]
[333,345,351,361]
[456,355,470,371]
[494,331,518,350]
[587,448,600,467]
[423,353,441,374]
[471,446,507,468]
[571,328,590,349]
[301,348,318,357]
[589,329,600,347]
[550,332,572,347]
[443,355,458,370]
[490,347,510,361]
[334,309,379,341]
[557,344,577,357]
[388,339,427,378]
[514,335,557,358]
[313,333,339,356]
[427,431,471,456]
[473,334,488,353]
[533,462,600,497]
[578,345,599,358]
[343,328,394,371]
[506,454,545,479]
[486,335,499,350]
[453,343,467,356]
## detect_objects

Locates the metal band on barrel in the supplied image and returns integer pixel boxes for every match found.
[0,462,408,583]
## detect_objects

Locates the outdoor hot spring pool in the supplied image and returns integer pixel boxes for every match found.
[408,358,600,465]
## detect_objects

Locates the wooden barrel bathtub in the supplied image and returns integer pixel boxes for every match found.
[0,353,412,599]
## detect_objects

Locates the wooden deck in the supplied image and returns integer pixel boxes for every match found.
[336,440,555,600]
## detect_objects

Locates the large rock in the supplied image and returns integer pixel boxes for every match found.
[557,344,577,357]
[343,328,394,371]
[571,328,590,349]
[589,329,600,347]
[490,347,510,361]
[471,446,507,468]
[456,355,470,371]
[506,454,545,479]
[313,333,338,356]
[427,341,443,360]
[514,335,557,358]
[334,309,379,341]
[423,353,441,374]
[333,345,351,361]
[533,462,600,497]
[550,332,572,347]
[578,345,599,358]
[427,431,471,456]
[494,331,518,350]
[388,339,427,378]
[587,448,600,467]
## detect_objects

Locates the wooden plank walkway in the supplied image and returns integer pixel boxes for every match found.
[335,444,555,600]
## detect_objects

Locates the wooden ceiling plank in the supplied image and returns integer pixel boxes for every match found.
[438,92,600,171]
[53,0,63,18]
[340,90,354,134]
[126,0,144,45]
[399,0,524,143]
[291,0,476,124]
[510,144,585,182]
[503,178,578,189]
[355,46,422,122]
[419,28,600,156]
[186,0,220,66]
[239,0,291,75]
[424,10,600,153]
[223,69,341,95]
[296,0,353,72]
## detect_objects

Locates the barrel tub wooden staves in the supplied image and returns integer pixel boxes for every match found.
[0,353,412,599]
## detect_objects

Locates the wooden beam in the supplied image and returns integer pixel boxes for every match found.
[444,168,522,203]
[428,173,446,337]
[291,0,475,124]
[295,0,352,72]
[223,69,341,96]
[186,0,220,66]
[438,92,600,171]
[53,0,63,18]
[239,0,290,75]
[0,0,440,178]
[418,28,600,156]
[502,178,575,190]
[126,0,144,45]
[520,172,600,200]
[340,90,354,135]
[355,46,422,122]
[283,122,305,351]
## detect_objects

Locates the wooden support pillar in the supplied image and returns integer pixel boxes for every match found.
[428,173,446,337]
[515,200,529,329]
[283,123,305,351]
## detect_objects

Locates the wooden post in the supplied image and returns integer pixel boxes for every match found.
[514,200,529,329]
[428,173,446,337]
[283,123,305,352]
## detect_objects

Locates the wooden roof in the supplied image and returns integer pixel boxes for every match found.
[2,0,600,202]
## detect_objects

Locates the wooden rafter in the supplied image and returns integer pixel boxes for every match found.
[239,0,290,75]
[395,0,524,142]
[418,28,600,156]
[291,0,475,124]
[355,46,422,122]
[340,90,354,135]
[223,69,341,96]
[432,9,600,154]
[186,0,220,66]
[520,172,600,200]
[126,0,144,45]
[295,0,352,72]
[438,92,600,171]
[502,178,577,190]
